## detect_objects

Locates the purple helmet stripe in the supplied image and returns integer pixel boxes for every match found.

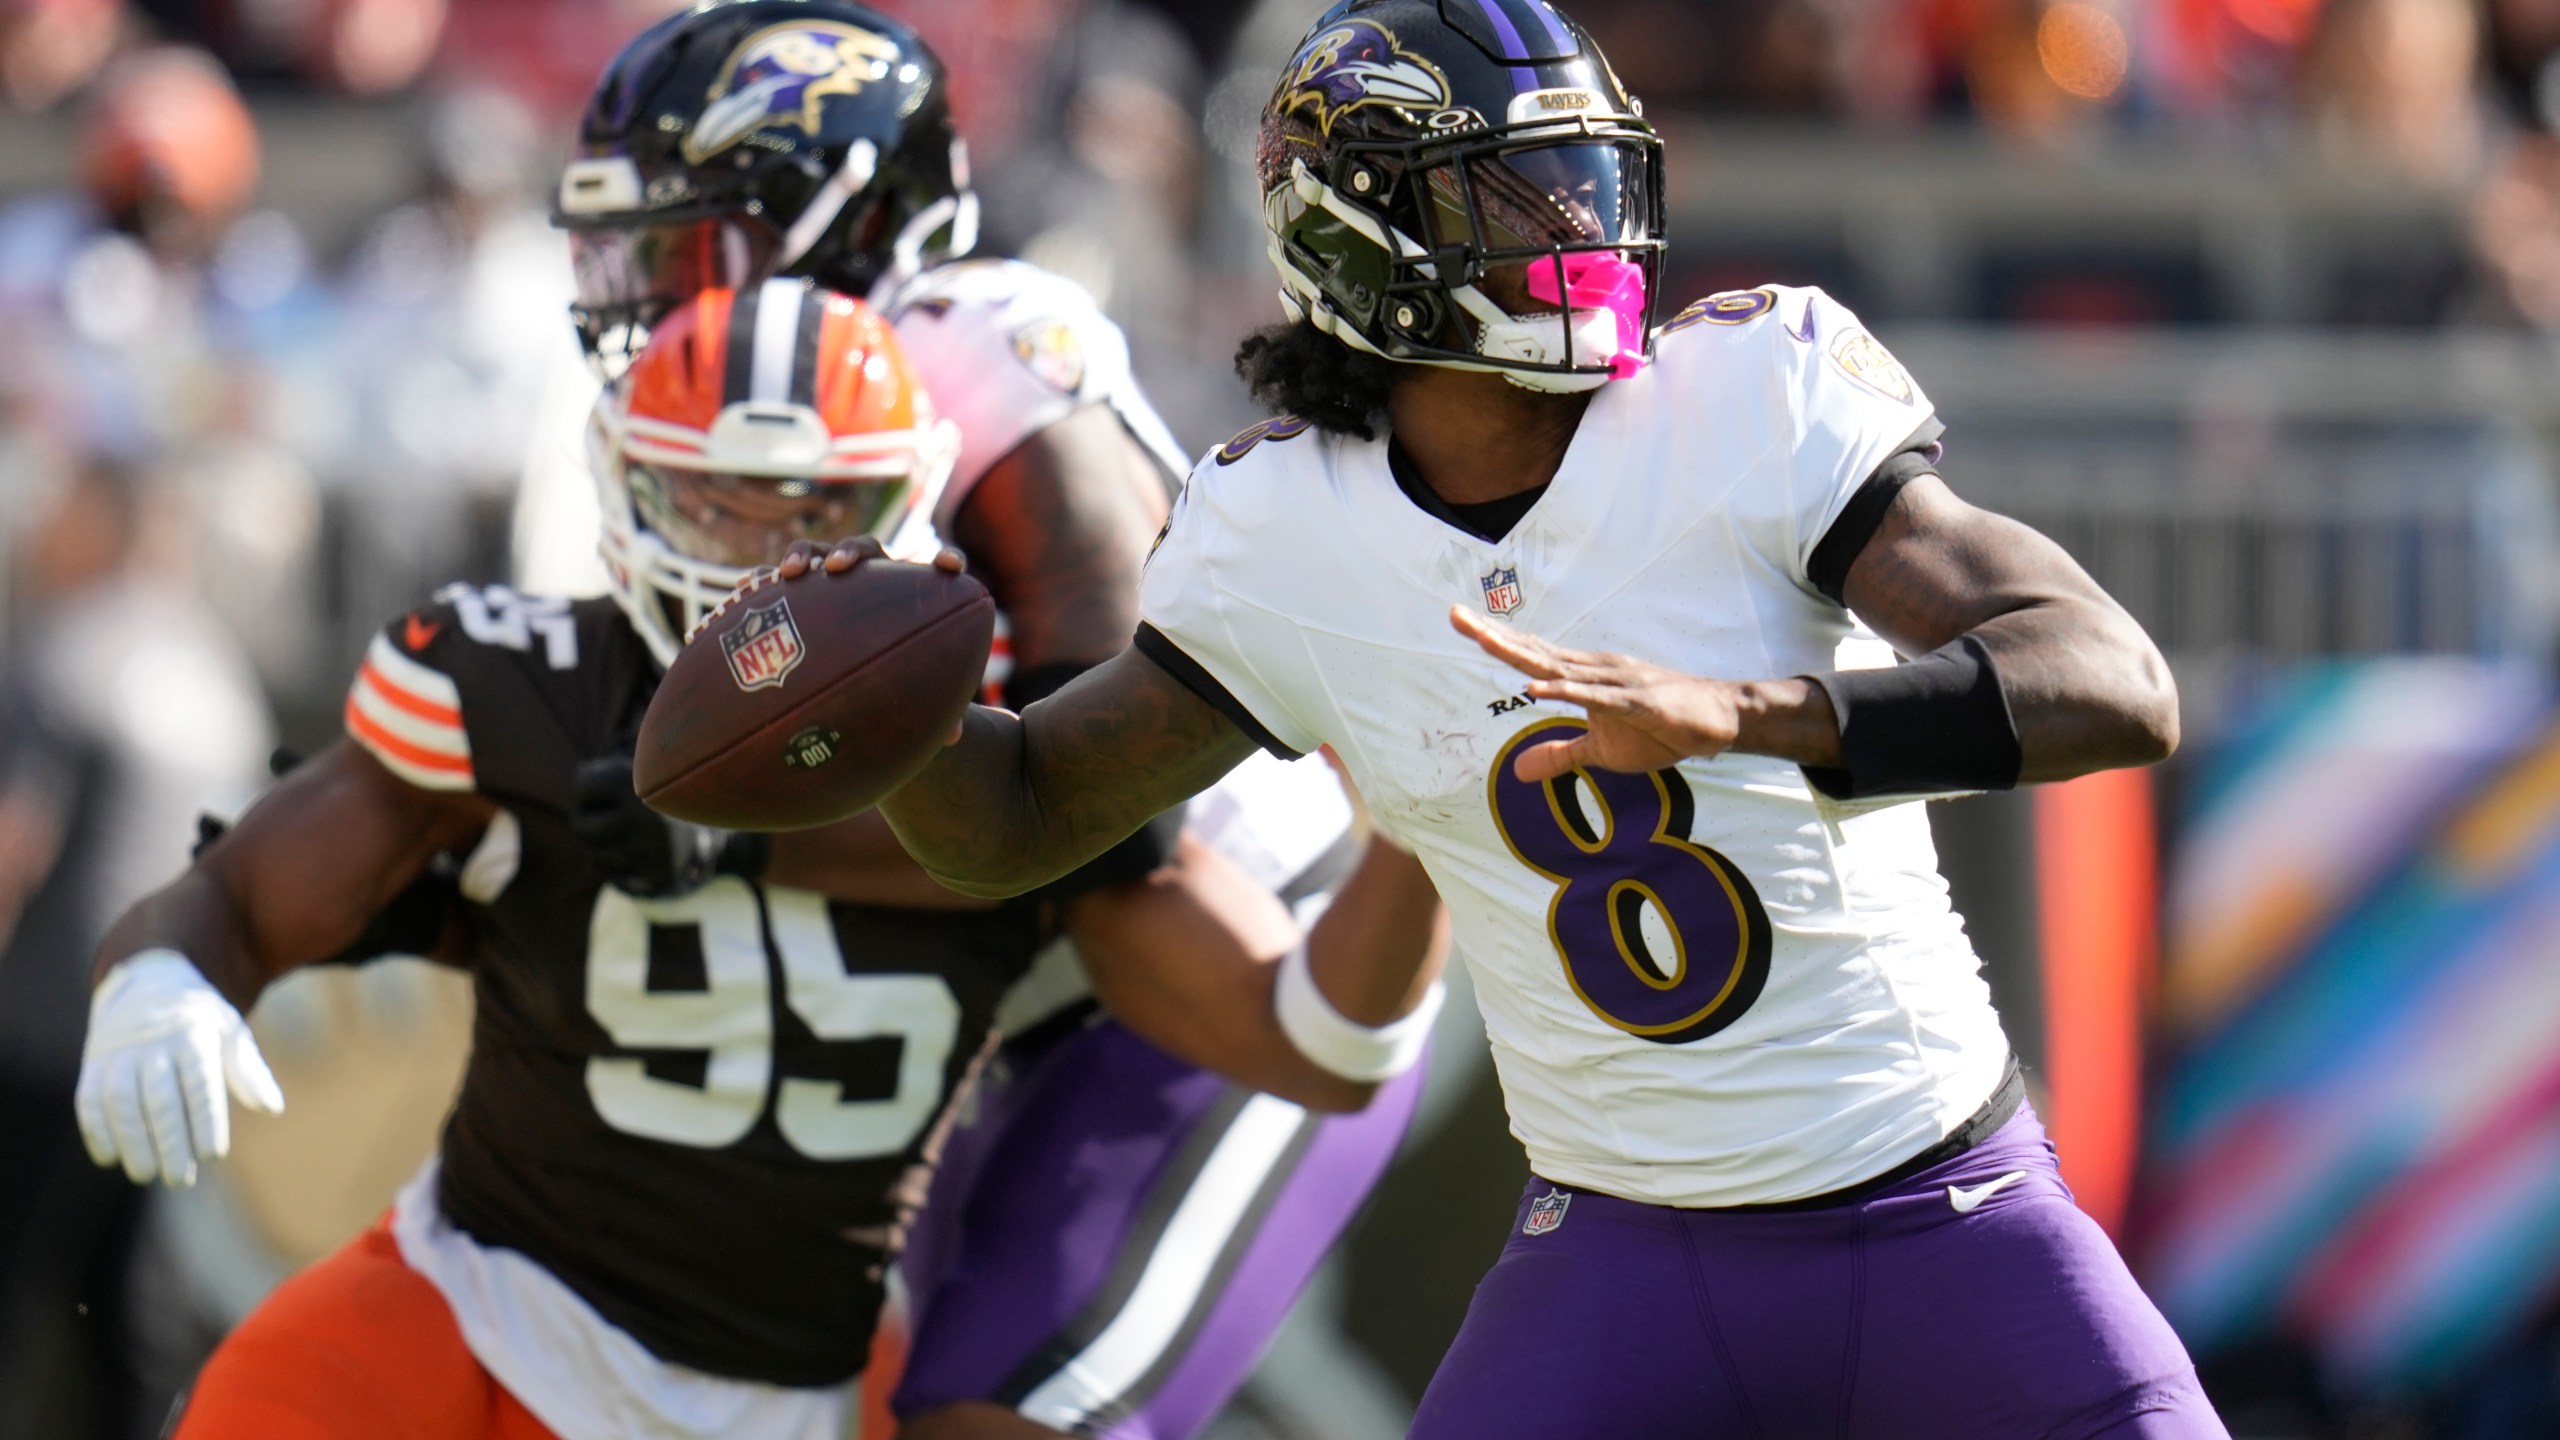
[1464,0,1539,90]
[1518,0,1575,53]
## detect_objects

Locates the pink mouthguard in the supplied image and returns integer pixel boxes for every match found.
[1526,252,1648,379]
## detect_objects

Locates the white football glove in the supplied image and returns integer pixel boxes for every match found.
[73,949,284,1187]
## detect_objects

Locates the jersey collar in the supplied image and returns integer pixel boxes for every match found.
[1347,371,1634,628]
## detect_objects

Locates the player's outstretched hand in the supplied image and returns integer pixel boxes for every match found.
[774,537,965,581]
[1453,607,1741,782]
[73,951,284,1187]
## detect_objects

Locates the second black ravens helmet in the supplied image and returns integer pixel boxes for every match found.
[556,0,974,365]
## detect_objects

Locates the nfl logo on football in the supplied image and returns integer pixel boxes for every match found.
[1522,1188,1570,1236]
[721,599,806,692]
[1480,566,1524,617]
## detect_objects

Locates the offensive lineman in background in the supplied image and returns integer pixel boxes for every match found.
[71,288,1445,1440]
[823,0,2230,1434]
[570,4,1443,1436]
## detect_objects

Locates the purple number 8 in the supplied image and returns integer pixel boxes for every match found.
[1488,719,1771,1044]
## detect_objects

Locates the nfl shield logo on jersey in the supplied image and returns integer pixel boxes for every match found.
[1523,1188,1571,1236]
[1481,567,1524,617]
[722,599,806,692]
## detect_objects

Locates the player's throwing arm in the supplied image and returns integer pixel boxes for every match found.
[753,538,1251,894]
[1448,466,2178,791]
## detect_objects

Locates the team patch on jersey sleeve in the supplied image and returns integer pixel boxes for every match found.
[1009,319,1087,395]
[1828,327,1915,404]
[345,631,474,791]
[1216,415,1313,466]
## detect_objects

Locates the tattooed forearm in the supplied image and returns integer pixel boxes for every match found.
[954,405,1170,673]
[879,648,1255,896]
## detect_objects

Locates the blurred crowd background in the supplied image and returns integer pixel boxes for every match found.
[6,0,2560,1437]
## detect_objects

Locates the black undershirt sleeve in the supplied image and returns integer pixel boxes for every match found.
[1131,624,1304,760]
[1806,417,1948,606]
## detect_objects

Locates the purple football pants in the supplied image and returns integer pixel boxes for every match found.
[894,1014,1425,1439]
[1413,1104,2226,1440]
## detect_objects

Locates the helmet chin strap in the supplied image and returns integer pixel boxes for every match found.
[1475,308,1621,393]
[1445,278,1626,394]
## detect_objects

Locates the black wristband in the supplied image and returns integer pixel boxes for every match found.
[1800,635,2022,800]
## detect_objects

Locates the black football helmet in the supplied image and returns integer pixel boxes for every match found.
[555,0,974,365]
[1257,0,1666,392]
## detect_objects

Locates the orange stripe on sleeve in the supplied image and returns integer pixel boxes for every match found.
[345,698,474,778]
[359,661,463,727]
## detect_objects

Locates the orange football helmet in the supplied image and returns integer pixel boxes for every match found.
[592,278,958,664]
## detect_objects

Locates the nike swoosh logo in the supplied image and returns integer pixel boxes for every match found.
[403,614,441,651]
[1947,1170,2029,1214]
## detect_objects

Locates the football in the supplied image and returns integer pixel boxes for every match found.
[633,559,996,831]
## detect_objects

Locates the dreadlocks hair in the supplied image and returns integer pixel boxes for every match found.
[1234,318,1403,440]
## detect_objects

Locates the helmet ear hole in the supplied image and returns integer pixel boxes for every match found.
[1389,293,1442,342]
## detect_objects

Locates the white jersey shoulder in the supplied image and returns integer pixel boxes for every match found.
[1141,287,2003,1208]
[1647,284,1939,581]
[879,258,1188,527]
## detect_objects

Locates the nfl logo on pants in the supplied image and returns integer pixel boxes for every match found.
[1523,1189,1570,1236]
[1481,567,1523,617]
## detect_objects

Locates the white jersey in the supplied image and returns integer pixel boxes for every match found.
[877,258,1190,526]
[1139,285,2009,1208]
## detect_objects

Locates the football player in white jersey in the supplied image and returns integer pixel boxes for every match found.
[791,0,2232,1434]
[551,6,1441,1436]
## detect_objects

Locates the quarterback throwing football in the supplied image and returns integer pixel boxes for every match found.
[793,0,2228,1433]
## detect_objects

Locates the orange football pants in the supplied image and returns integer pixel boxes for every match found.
[173,1220,557,1440]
